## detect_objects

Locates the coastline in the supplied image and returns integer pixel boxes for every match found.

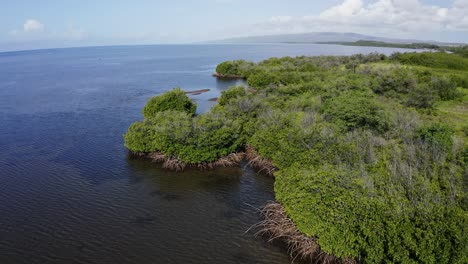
[129,145,276,175]
[128,146,349,263]
[125,52,468,263]
[212,73,246,79]
[129,151,245,171]
[256,202,356,264]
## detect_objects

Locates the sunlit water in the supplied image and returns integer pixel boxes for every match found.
[0,44,416,264]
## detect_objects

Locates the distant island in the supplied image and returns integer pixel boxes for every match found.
[317,40,441,49]
[124,51,467,263]
[210,32,463,45]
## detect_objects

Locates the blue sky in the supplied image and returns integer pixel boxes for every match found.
[0,0,467,51]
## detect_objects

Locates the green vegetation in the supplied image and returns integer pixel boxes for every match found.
[320,40,441,50]
[142,88,196,118]
[390,51,468,71]
[218,86,246,106]
[320,40,468,58]
[125,52,467,263]
[215,60,254,77]
[447,45,468,58]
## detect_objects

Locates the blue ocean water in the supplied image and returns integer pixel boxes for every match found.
[0,44,416,264]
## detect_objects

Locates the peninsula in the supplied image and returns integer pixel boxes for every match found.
[124,51,467,263]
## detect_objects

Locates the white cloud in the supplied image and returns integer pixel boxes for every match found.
[8,19,89,43]
[23,19,44,32]
[240,0,468,41]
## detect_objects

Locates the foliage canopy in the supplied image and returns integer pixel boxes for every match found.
[125,52,468,263]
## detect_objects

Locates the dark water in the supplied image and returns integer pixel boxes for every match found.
[0,44,415,264]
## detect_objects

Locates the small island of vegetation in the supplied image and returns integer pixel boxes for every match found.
[125,51,467,263]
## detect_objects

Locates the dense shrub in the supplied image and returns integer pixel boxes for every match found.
[417,123,454,153]
[125,109,244,163]
[321,92,390,133]
[142,88,196,118]
[430,76,461,100]
[372,67,417,95]
[392,52,468,71]
[247,70,278,89]
[124,110,192,153]
[178,112,244,163]
[405,83,436,109]
[124,121,157,152]
[125,53,467,263]
[218,86,246,106]
[275,164,467,263]
[215,60,254,77]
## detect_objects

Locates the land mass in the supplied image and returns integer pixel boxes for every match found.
[124,51,467,263]
[209,32,465,46]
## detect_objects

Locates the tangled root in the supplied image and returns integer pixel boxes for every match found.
[254,202,357,264]
[245,145,277,177]
[129,151,244,171]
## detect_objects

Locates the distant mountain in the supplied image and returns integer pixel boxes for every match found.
[209,32,445,45]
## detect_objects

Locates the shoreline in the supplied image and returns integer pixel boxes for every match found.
[128,147,351,262]
[212,73,246,79]
[256,202,356,264]
[129,145,277,175]
[129,151,245,171]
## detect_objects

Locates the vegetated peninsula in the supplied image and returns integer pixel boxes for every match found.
[211,31,468,54]
[124,51,468,263]
[210,31,465,46]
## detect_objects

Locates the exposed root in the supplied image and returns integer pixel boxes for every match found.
[129,146,276,174]
[147,152,167,162]
[162,157,186,172]
[245,145,277,177]
[201,152,245,169]
[128,151,244,171]
[256,202,357,264]
[212,73,246,79]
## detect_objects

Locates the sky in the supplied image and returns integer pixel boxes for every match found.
[0,0,467,51]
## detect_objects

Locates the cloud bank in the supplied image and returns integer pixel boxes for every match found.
[242,0,468,41]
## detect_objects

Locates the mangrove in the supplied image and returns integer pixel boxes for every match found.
[124,51,468,263]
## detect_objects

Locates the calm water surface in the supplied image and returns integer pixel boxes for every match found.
[0,44,415,264]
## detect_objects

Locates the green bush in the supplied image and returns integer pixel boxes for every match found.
[373,67,417,95]
[125,54,467,263]
[321,92,390,133]
[142,88,196,118]
[247,70,278,89]
[178,112,244,163]
[218,86,247,106]
[392,52,468,71]
[124,110,192,153]
[123,121,157,152]
[405,83,436,109]
[275,161,467,263]
[125,109,244,163]
[215,60,254,77]
[417,123,454,153]
[430,76,461,101]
